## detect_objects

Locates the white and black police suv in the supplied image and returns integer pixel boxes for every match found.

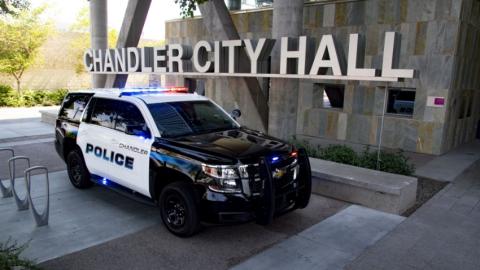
[55,87,312,236]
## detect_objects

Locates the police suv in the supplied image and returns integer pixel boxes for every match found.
[55,87,312,236]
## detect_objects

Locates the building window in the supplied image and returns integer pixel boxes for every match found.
[322,84,344,109]
[386,88,416,116]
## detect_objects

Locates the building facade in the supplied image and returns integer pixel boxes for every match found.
[164,0,480,155]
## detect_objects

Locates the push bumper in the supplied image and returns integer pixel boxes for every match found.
[199,148,312,224]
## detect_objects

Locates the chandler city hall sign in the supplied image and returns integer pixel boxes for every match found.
[84,32,414,82]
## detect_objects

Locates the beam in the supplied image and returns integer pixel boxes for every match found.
[104,0,152,88]
[198,0,269,132]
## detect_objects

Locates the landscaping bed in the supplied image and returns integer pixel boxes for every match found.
[403,177,448,217]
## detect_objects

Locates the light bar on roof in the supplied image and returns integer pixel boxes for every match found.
[119,87,189,97]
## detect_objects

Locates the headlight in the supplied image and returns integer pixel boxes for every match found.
[201,164,241,193]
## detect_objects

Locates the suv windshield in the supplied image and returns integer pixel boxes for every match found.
[148,100,239,138]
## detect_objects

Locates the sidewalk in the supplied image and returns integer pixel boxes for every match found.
[233,140,480,270]
[0,106,59,120]
[345,160,480,270]
[0,106,56,143]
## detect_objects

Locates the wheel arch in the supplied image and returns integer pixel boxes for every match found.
[63,138,82,160]
[149,160,200,202]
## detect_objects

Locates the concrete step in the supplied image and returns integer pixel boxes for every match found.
[39,109,58,125]
[309,158,417,215]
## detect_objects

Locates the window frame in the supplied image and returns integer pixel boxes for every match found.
[58,93,93,123]
[385,88,416,118]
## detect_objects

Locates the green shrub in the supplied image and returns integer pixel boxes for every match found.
[319,145,359,166]
[0,85,15,107]
[288,136,321,157]
[0,88,68,107]
[359,150,415,176]
[289,138,415,176]
[47,88,68,105]
[0,239,41,270]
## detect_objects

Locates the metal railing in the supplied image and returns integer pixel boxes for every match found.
[1,148,50,227]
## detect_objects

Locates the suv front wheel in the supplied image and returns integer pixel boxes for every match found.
[66,149,93,189]
[159,182,200,237]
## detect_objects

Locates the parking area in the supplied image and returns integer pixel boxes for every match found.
[0,138,349,269]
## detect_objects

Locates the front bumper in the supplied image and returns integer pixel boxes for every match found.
[199,153,310,224]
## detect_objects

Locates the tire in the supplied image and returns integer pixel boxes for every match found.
[66,149,93,189]
[159,182,201,237]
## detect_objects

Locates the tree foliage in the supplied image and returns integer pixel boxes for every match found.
[0,0,30,16]
[175,0,208,18]
[69,7,118,74]
[0,6,52,93]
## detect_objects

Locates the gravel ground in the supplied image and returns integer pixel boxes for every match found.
[403,177,448,216]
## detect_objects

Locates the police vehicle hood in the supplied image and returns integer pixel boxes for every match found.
[156,127,294,164]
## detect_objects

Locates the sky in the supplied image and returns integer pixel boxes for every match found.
[31,0,184,40]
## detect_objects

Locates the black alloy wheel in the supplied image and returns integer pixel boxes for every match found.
[66,149,93,189]
[159,182,200,237]
[164,193,187,228]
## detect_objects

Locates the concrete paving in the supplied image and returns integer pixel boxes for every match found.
[39,193,347,270]
[0,170,161,263]
[0,106,59,120]
[232,205,405,270]
[0,118,54,141]
[345,160,480,270]
[416,140,480,182]
[0,141,65,179]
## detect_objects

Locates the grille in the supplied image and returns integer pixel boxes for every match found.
[242,155,298,197]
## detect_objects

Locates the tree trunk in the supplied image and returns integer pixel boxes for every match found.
[15,78,21,95]
[11,73,21,95]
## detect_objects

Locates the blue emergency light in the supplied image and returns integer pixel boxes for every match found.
[119,87,189,97]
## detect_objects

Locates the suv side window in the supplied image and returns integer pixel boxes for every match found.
[89,98,146,132]
[90,98,117,129]
[114,101,146,132]
[59,94,92,122]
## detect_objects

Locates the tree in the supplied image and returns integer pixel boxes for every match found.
[0,6,52,93]
[175,0,208,18]
[69,7,118,74]
[0,0,29,16]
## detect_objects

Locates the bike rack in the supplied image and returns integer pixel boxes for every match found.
[8,156,31,211]
[0,148,15,198]
[25,166,50,227]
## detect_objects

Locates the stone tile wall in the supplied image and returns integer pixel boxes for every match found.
[165,0,478,155]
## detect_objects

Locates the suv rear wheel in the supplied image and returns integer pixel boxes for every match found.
[159,182,200,237]
[66,149,93,189]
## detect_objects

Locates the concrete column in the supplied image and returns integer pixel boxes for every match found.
[268,0,304,139]
[89,0,108,88]
[104,0,152,88]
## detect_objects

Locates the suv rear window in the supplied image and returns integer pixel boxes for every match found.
[59,94,93,122]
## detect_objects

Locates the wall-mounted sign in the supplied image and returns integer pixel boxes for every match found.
[84,31,414,82]
[427,96,446,107]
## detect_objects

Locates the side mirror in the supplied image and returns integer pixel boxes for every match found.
[231,109,242,119]
[125,125,151,139]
